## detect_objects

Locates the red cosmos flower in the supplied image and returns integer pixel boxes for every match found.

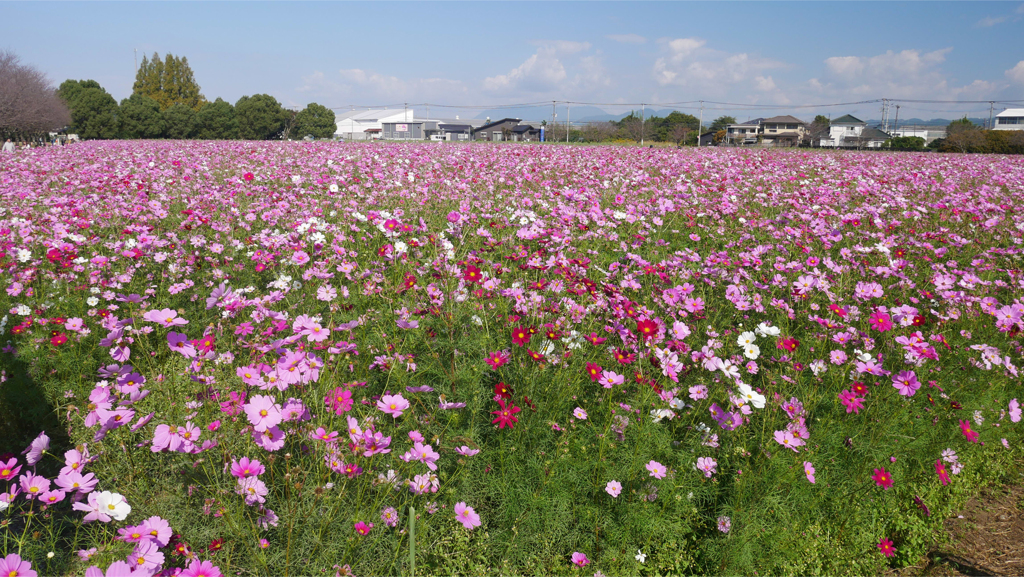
[878,538,896,558]
[401,274,417,291]
[586,363,603,382]
[872,467,894,490]
[493,382,513,399]
[50,333,68,346]
[851,381,869,396]
[828,304,848,318]
[526,349,545,362]
[935,459,950,486]
[614,349,636,365]
[522,395,536,411]
[511,327,532,347]
[463,265,482,284]
[636,319,658,339]
[545,328,561,340]
[485,351,509,370]
[491,398,521,429]
[243,172,254,182]
[959,419,979,443]
[208,538,224,553]
[776,337,800,352]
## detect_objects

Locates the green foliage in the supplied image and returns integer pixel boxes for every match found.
[190,97,238,140]
[709,116,737,133]
[814,115,830,126]
[291,102,337,139]
[235,94,290,140]
[162,103,195,139]
[118,94,165,139]
[887,136,926,150]
[133,53,206,111]
[57,79,118,139]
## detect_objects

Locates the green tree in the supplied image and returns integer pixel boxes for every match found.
[57,79,118,139]
[291,103,337,139]
[943,117,983,153]
[133,52,205,111]
[118,94,165,139]
[235,94,290,140]
[807,115,831,146]
[708,115,736,133]
[162,103,196,139]
[886,136,925,151]
[190,97,238,139]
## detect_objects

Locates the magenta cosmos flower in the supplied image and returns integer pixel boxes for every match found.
[571,552,590,567]
[891,371,920,396]
[454,502,481,529]
[0,554,36,577]
[872,467,894,489]
[377,394,410,418]
[878,538,896,558]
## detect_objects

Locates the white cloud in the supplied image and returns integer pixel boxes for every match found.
[817,48,1005,102]
[606,33,646,44]
[1007,61,1024,84]
[482,41,608,95]
[652,37,787,98]
[976,15,1008,27]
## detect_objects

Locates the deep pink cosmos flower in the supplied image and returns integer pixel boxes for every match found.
[872,467,894,489]
[230,457,265,479]
[868,311,893,332]
[959,419,980,443]
[454,502,481,529]
[325,387,353,415]
[354,521,374,536]
[935,459,950,485]
[490,398,521,429]
[878,538,896,558]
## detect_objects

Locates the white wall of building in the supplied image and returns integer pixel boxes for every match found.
[994,108,1024,131]
[335,109,413,140]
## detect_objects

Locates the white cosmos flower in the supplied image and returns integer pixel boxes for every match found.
[755,322,781,337]
[736,331,756,347]
[635,550,647,563]
[737,383,766,409]
[96,491,131,521]
[743,344,760,360]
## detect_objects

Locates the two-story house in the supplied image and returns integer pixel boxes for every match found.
[759,115,807,147]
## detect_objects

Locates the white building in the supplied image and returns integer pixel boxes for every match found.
[993,108,1024,131]
[820,114,889,148]
[335,109,413,140]
[890,125,946,145]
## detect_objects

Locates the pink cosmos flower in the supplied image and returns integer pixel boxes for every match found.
[19,473,50,499]
[143,308,188,327]
[0,554,36,577]
[804,461,816,484]
[0,458,22,482]
[717,516,731,533]
[230,457,265,479]
[23,431,49,466]
[141,516,173,547]
[598,370,625,388]
[180,559,222,577]
[696,457,717,478]
[571,552,590,567]
[238,477,269,505]
[646,460,667,479]
[891,370,920,396]
[325,387,353,415]
[84,561,133,577]
[454,501,481,529]
[127,540,164,572]
[605,480,622,497]
[244,395,283,432]
[573,407,588,420]
[377,394,410,418]
[1009,398,1021,423]
[688,384,708,400]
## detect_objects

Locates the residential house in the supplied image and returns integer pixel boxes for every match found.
[890,125,946,145]
[760,115,807,147]
[994,108,1024,131]
[819,114,888,148]
[473,118,524,142]
[726,119,763,144]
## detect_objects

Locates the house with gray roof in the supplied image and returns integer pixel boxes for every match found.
[760,115,807,147]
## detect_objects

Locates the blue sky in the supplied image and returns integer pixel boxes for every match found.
[4,2,1024,121]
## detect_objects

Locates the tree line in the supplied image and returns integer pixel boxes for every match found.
[57,53,336,140]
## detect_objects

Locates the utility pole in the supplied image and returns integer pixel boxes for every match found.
[641,103,645,146]
[552,101,556,135]
[988,102,995,129]
[698,101,704,147]
[566,106,570,143]
[893,105,900,135]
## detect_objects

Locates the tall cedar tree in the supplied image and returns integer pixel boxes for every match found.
[133,53,206,111]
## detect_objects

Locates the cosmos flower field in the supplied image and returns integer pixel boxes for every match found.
[1,141,1022,576]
